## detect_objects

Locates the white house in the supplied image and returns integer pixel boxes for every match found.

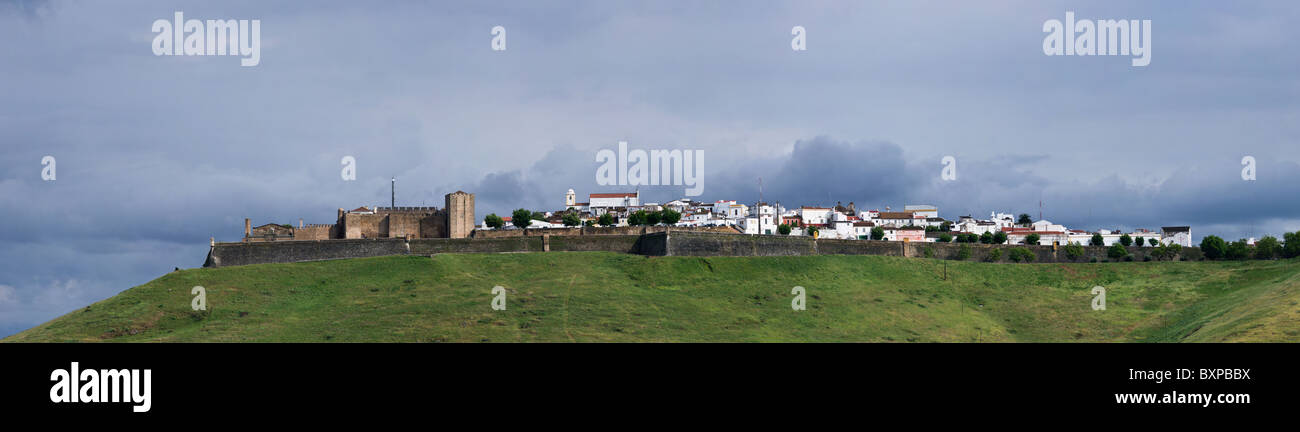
[1161,226,1192,247]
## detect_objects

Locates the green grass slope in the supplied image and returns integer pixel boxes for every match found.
[5,253,1299,342]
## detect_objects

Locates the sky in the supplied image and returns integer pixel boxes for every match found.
[1,0,1298,337]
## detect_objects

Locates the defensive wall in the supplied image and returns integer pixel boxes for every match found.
[204,230,1199,267]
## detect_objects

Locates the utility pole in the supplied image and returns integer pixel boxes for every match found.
[391,177,395,208]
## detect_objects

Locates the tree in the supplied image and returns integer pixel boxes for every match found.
[562,212,581,227]
[597,213,614,227]
[979,232,994,244]
[951,243,972,260]
[938,233,953,243]
[778,223,792,235]
[870,227,885,240]
[992,231,1007,244]
[1167,243,1184,261]
[1283,232,1300,259]
[511,209,533,229]
[1090,233,1105,246]
[1017,214,1032,225]
[628,210,648,226]
[1150,243,1168,261]
[986,249,1002,262]
[1225,239,1251,260]
[530,211,547,221]
[1009,247,1035,263]
[645,210,662,226]
[1200,235,1227,260]
[1064,243,1085,261]
[1107,243,1129,260]
[660,209,681,225]
[1025,233,1040,245]
[805,225,820,237]
[1255,236,1281,260]
[939,221,953,232]
[1134,237,1145,247]
[484,213,505,229]
[583,220,595,227]
[1119,234,1132,247]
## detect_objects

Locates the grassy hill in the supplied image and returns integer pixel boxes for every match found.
[5,252,1299,342]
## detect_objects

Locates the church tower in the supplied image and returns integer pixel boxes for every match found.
[565,188,576,207]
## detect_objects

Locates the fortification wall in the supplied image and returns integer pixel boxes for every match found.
[470,225,741,239]
[409,237,542,254]
[294,225,334,241]
[205,239,408,267]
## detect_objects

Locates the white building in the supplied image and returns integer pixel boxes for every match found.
[589,192,639,208]
[1161,226,1192,247]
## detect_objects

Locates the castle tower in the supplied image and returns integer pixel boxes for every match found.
[445,191,475,239]
[565,188,576,207]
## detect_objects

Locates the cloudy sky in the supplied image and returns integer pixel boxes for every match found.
[1,0,1297,337]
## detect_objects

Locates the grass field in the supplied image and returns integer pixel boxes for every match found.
[5,252,1299,342]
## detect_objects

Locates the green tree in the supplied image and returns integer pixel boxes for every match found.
[1064,243,1085,261]
[583,220,595,227]
[1255,236,1281,260]
[645,211,662,225]
[1167,243,1184,261]
[1009,247,1035,263]
[955,244,972,260]
[484,213,505,229]
[1283,232,1300,259]
[1200,235,1227,260]
[1017,214,1032,225]
[597,213,614,227]
[778,223,792,235]
[1090,233,1105,246]
[871,227,885,240]
[1024,233,1040,245]
[511,209,533,229]
[805,225,820,237]
[562,212,581,227]
[979,232,994,244]
[938,233,953,243]
[1225,239,1251,260]
[992,231,1007,244]
[628,210,648,226]
[1107,243,1129,260]
[659,209,681,225]
[531,211,547,221]
[986,249,1002,262]
[1119,234,1132,247]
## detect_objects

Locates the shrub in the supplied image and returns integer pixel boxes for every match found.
[778,223,792,235]
[992,231,1007,244]
[1119,234,1132,247]
[955,244,972,260]
[980,232,994,244]
[1225,239,1251,260]
[938,233,953,243]
[1123,255,1134,262]
[1135,237,1145,247]
[924,247,935,258]
[1284,232,1300,259]
[597,213,614,227]
[1255,236,1281,260]
[1107,243,1129,260]
[1025,233,1040,245]
[1064,243,1085,261]
[1008,247,1035,263]
[1090,233,1105,246]
[986,249,1002,262]
[1200,235,1227,260]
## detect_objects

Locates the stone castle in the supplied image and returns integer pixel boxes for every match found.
[243,191,475,242]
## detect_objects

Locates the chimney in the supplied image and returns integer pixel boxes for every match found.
[244,218,251,237]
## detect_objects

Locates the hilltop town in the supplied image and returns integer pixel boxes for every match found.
[486,188,1195,248]
[239,188,1195,249]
